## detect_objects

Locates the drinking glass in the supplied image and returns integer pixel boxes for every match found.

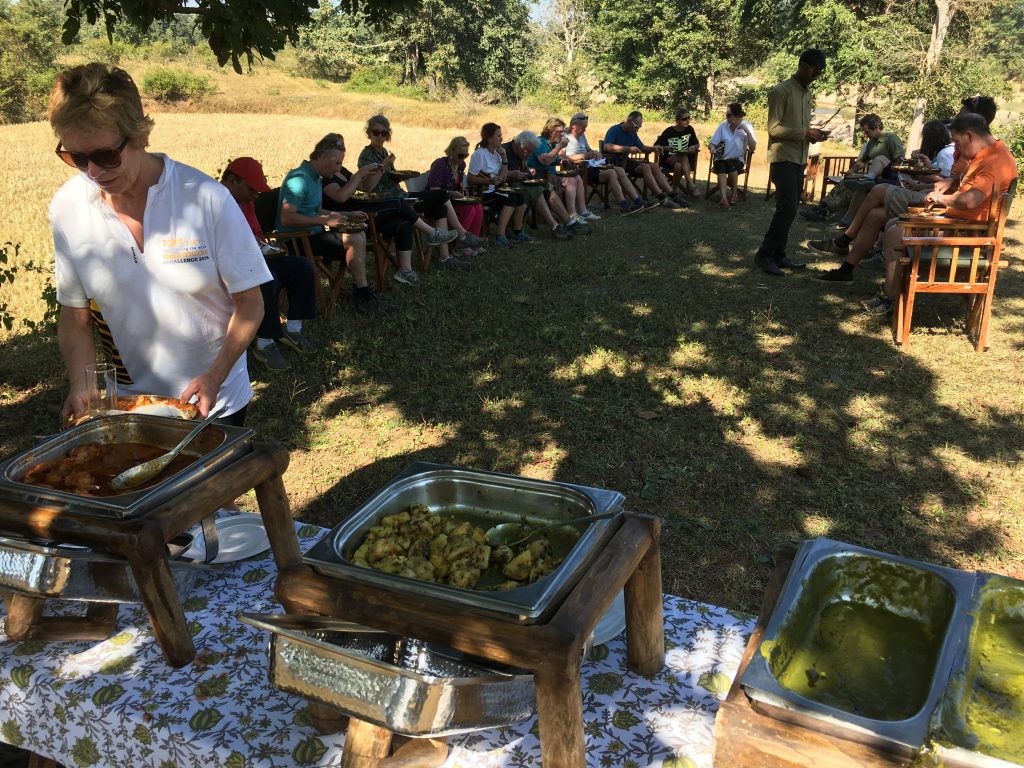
[85,363,117,415]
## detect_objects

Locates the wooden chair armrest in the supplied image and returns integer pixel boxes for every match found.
[902,235,997,247]
[899,216,986,229]
[266,226,323,240]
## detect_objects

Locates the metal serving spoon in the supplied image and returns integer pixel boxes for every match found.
[110,406,226,491]
[484,511,620,548]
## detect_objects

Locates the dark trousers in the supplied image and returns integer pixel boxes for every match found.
[309,230,346,263]
[412,189,451,220]
[757,161,803,264]
[257,254,317,340]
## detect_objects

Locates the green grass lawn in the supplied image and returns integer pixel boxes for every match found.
[1,189,1022,614]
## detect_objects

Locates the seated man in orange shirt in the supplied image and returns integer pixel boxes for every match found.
[860,112,1017,314]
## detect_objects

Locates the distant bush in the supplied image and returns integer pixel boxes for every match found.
[1003,119,1024,177]
[141,67,213,102]
[345,66,425,99]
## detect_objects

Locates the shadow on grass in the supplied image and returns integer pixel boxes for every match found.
[2,198,1021,612]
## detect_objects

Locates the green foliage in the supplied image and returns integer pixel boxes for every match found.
[0,242,18,332]
[142,67,214,102]
[1002,119,1024,177]
[0,0,64,123]
[345,65,425,97]
[980,0,1024,80]
[295,2,382,82]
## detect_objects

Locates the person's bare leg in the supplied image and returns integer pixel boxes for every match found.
[651,164,673,194]
[882,222,905,299]
[728,171,739,199]
[548,192,571,223]
[442,201,469,236]
[680,156,693,191]
[574,177,587,212]
[496,205,514,236]
[843,190,868,221]
[344,233,369,288]
[433,217,450,259]
[560,179,578,217]
[616,167,640,199]
[845,184,888,238]
[847,207,889,264]
[512,204,526,231]
[600,169,625,203]
[640,164,657,195]
[717,173,729,202]
[534,195,557,228]
[397,250,413,271]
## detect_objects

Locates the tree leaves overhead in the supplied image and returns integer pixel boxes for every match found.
[59,0,418,73]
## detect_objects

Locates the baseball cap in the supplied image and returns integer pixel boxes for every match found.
[570,112,589,124]
[226,157,271,194]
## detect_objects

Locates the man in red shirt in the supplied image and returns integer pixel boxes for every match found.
[222,157,317,371]
[863,113,1018,314]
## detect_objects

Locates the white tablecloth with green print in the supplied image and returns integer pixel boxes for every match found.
[0,520,754,768]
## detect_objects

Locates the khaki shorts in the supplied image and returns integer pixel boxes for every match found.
[884,185,928,217]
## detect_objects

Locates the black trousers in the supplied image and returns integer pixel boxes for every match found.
[309,230,346,263]
[756,161,803,264]
[257,254,317,340]
[411,188,451,221]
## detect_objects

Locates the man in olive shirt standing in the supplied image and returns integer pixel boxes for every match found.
[755,49,828,276]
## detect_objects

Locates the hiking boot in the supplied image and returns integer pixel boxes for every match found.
[436,255,471,270]
[812,267,854,283]
[510,229,536,244]
[251,342,291,371]
[427,228,458,247]
[551,224,572,240]
[393,269,421,286]
[799,206,829,222]
[579,209,601,221]
[494,234,513,248]
[861,292,894,314]
[279,329,314,354]
[808,238,850,256]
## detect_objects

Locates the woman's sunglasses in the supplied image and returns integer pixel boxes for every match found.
[456,153,468,159]
[370,129,389,137]
[55,136,130,170]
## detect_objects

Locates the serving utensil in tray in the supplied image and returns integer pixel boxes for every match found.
[303,462,625,623]
[0,413,253,518]
[239,612,535,737]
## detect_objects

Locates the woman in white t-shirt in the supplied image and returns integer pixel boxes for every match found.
[48,63,271,425]
[708,102,756,208]
[467,123,530,249]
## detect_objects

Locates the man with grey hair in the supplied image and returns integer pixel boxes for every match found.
[565,112,647,213]
[603,111,687,208]
[503,131,579,240]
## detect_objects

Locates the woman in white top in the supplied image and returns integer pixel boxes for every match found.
[709,102,756,208]
[48,63,270,424]
[467,123,530,248]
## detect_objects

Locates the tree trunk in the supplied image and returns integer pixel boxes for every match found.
[704,72,715,117]
[907,0,953,151]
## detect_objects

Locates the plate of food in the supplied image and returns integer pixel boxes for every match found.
[520,178,546,186]
[496,185,514,193]
[64,395,198,427]
[332,222,368,233]
[452,195,481,204]
[555,168,578,177]
[389,169,419,180]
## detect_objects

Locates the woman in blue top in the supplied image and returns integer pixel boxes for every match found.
[528,117,599,225]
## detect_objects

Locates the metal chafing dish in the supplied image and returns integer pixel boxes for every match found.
[0,413,253,519]
[0,535,205,603]
[740,537,975,756]
[303,462,625,624]
[239,613,535,736]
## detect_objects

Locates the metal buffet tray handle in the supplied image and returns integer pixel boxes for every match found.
[0,534,207,603]
[239,612,536,737]
[303,462,626,623]
[0,413,253,518]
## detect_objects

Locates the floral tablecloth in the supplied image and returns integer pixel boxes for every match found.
[0,520,754,768]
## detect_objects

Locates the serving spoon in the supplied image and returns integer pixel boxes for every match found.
[484,511,620,548]
[110,406,226,491]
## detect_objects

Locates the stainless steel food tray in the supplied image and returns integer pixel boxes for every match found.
[239,613,535,736]
[0,535,206,603]
[0,413,253,518]
[740,537,975,755]
[303,462,625,623]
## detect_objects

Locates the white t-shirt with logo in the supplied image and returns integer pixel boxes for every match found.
[50,156,272,416]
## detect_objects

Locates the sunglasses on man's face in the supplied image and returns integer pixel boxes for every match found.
[55,136,131,170]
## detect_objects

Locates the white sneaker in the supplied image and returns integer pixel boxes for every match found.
[394,269,421,285]
[580,210,601,222]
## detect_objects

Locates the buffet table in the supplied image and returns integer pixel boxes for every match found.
[0,521,753,768]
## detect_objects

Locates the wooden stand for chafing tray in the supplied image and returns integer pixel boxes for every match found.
[712,545,912,768]
[274,512,665,768]
[0,443,297,668]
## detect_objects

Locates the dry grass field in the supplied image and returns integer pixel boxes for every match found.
[1,101,1022,616]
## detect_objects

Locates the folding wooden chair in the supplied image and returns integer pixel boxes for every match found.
[365,212,400,291]
[600,140,654,197]
[894,180,1016,351]
[704,147,754,200]
[253,189,347,317]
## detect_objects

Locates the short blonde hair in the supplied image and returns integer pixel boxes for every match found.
[444,136,470,158]
[48,63,154,147]
[540,117,565,140]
